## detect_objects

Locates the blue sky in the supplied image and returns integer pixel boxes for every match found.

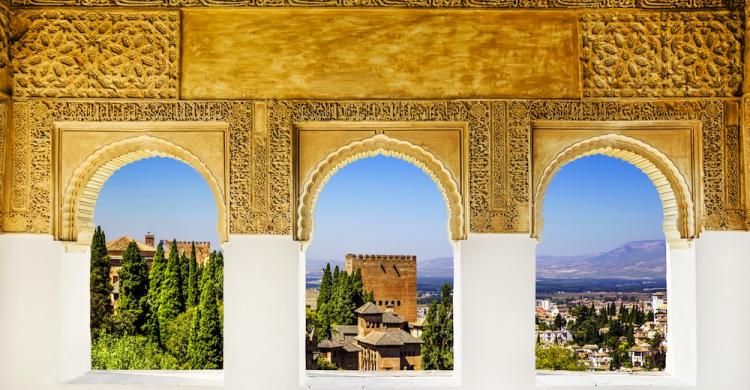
[537,155,664,256]
[95,154,663,259]
[94,157,220,248]
[306,156,452,262]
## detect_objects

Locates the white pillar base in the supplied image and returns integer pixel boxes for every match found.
[223,235,301,390]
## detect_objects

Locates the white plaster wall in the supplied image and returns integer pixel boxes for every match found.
[1,231,749,390]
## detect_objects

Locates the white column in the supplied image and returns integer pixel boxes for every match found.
[223,235,301,390]
[460,234,536,390]
[694,231,750,388]
[0,234,64,389]
[665,241,696,384]
[59,245,91,382]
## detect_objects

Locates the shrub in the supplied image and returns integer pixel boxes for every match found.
[91,334,178,370]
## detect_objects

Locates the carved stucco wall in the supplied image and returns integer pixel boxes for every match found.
[580,12,744,97]
[0,5,748,237]
[11,9,179,99]
[7,0,741,9]
[2,99,745,237]
[0,98,7,232]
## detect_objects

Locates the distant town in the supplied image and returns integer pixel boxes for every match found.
[535,240,668,372]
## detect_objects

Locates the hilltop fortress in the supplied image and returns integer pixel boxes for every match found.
[345,254,417,323]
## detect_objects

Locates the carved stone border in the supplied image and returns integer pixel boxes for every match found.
[56,131,228,244]
[8,0,739,9]
[2,98,745,236]
[296,133,466,242]
[533,133,697,246]
[3,100,269,236]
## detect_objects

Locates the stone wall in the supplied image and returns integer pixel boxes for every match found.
[345,254,418,323]
[0,4,746,236]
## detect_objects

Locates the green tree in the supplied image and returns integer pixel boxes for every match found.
[535,344,584,371]
[144,241,166,341]
[186,242,200,307]
[421,284,454,370]
[89,226,112,339]
[180,253,190,307]
[553,313,566,330]
[116,241,150,334]
[91,334,178,370]
[159,240,184,340]
[163,307,196,367]
[317,264,333,308]
[315,355,338,370]
[213,251,224,299]
[189,273,223,368]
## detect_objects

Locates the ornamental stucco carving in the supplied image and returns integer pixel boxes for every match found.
[8,0,737,8]
[581,12,743,97]
[0,98,7,232]
[2,98,745,235]
[2,101,267,236]
[296,134,465,242]
[11,10,179,98]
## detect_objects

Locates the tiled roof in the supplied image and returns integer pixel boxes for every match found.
[334,324,359,336]
[342,342,363,352]
[317,339,343,349]
[106,236,157,253]
[355,302,383,315]
[382,311,406,324]
[355,330,422,346]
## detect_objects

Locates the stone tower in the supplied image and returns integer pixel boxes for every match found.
[345,254,417,323]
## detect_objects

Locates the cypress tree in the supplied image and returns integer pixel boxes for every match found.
[180,253,190,308]
[117,241,150,334]
[213,251,224,299]
[159,240,183,339]
[187,302,202,367]
[187,242,200,307]
[421,284,454,370]
[317,263,333,308]
[332,265,340,287]
[89,226,112,338]
[144,241,166,341]
[191,273,223,369]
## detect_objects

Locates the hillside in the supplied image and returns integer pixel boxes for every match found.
[537,240,666,280]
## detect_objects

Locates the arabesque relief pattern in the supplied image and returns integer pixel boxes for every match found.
[2,100,267,235]
[11,10,179,98]
[4,98,746,235]
[8,0,738,8]
[0,2,9,73]
[0,99,7,231]
[581,12,744,97]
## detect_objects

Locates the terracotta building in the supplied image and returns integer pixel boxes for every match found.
[316,302,422,371]
[345,254,417,323]
[105,234,157,303]
[105,233,211,303]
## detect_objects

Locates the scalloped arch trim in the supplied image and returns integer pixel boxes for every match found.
[60,135,227,244]
[296,134,465,243]
[533,134,697,248]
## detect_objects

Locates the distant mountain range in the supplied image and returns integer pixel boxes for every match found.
[306,256,455,278]
[308,240,665,281]
[537,240,666,280]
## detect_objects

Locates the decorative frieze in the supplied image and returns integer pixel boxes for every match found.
[11,10,179,98]
[0,99,6,232]
[8,0,738,8]
[3,98,745,236]
[581,12,743,97]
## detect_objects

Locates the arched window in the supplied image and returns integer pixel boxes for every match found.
[535,155,667,373]
[90,157,224,371]
[304,155,455,372]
